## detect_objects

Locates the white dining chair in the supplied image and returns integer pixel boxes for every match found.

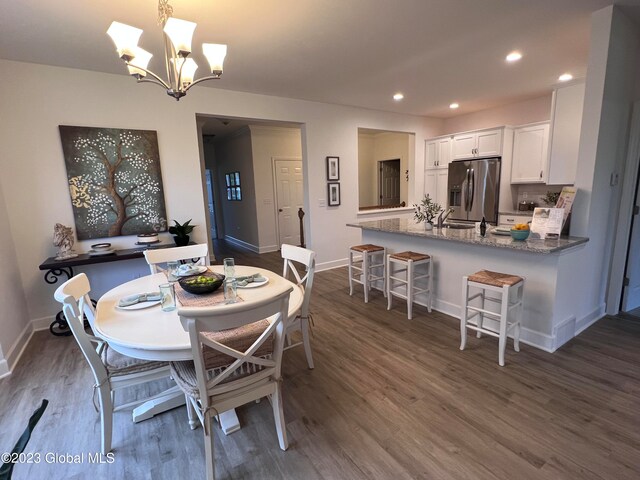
[281,243,316,369]
[170,282,293,480]
[54,273,171,454]
[143,243,210,274]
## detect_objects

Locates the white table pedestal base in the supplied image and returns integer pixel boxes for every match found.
[132,385,185,423]
[132,385,241,435]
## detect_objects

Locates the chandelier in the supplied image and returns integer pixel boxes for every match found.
[107,0,227,101]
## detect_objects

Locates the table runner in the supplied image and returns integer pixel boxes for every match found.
[174,281,243,307]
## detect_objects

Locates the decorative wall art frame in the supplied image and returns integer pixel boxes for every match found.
[328,182,341,206]
[326,156,340,181]
[225,172,242,201]
[59,126,168,240]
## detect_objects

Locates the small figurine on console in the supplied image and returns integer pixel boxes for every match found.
[53,223,78,260]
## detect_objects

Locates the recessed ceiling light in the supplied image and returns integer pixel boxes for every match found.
[505,51,522,62]
[393,93,404,101]
[449,103,459,109]
[558,73,573,82]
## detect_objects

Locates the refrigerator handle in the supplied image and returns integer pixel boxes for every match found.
[468,168,475,211]
[462,168,470,211]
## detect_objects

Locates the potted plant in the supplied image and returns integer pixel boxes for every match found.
[413,195,442,230]
[168,219,196,246]
[541,191,560,206]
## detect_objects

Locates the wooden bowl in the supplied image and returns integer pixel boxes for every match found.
[178,273,225,295]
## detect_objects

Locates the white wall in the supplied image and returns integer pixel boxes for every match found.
[0,179,31,376]
[570,6,640,324]
[249,126,302,252]
[358,133,376,206]
[0,59,431,346]
[214,127,260,249]
[441,95,552,134]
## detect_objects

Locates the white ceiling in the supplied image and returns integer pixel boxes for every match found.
[2,0,639,117]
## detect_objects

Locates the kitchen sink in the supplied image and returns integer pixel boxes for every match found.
[443,223,475,229]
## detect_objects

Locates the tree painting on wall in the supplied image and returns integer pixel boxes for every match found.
[59,126,168,240]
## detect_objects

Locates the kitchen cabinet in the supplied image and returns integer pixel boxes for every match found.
[499,213,533,226]
[510,122,550,184]
[424,169,449,209]
[425,137,452,169]
[547,82,585,185]
[452,128,503,160]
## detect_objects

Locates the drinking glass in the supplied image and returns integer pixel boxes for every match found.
[167,261,179,282]
[159,283,176,312]
[224,278,238,304]
[223,257,235,279]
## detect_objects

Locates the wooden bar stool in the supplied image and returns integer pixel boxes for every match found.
[348,244,386,303]
[460,270,524,366]
[386,251,432,320]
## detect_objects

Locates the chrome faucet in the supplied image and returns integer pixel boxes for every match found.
[437,208,455,229]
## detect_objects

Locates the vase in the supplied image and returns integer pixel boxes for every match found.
[424,222,433,231]
[173,235,189,246]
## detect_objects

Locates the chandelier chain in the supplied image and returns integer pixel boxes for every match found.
[158,0,173,25]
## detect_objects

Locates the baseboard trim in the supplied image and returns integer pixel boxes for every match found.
[574,303,606,336]
[224,236,259,253]
[258,244,279,254]
[6,323,35,373]
[316,258,348,272]
[31,316,54,332]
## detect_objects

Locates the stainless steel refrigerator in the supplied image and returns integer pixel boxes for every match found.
[447,157,501,224]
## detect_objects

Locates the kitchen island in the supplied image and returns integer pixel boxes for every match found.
[347,218,589,352]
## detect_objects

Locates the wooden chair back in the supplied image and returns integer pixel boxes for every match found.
[53,273,108,388]
[281,244,316,318]
[178,283,292,407]
[143,243,210,274]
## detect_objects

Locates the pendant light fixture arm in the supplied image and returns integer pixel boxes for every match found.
[124,62,171,90]
[183,74,222,92]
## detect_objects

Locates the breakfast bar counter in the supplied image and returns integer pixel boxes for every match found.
[347,218,588,254]
[348,218,590,353]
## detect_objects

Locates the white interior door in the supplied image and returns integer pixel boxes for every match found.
[379,159,400,206]
[274,159,303,247]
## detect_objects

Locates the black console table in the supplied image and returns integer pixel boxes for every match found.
[39,243,177,336]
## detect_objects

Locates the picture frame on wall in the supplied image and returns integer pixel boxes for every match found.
[328,182,341,206]
[326,156,340,181]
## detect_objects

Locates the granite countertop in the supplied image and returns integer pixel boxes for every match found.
[347,218,589,254]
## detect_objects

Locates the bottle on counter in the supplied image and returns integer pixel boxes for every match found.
[480,217,487,237]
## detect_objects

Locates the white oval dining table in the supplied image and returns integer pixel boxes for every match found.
[94,265,303,434]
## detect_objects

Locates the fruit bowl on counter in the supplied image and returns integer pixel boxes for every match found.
[510,223,530,241]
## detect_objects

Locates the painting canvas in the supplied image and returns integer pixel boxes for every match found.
[59,126,168,240]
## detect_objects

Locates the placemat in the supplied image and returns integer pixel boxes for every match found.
[174,282,243,307]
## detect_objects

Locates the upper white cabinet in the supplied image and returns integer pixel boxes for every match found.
[511,122,550,184]
[425,137,452,169]
[452,128,503,159]
[547,82,585,185]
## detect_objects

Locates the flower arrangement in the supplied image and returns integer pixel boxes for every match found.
[413,195,443,225]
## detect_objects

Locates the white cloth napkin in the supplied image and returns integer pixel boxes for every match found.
[118,292,162,307]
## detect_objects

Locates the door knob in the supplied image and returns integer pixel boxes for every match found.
[278,208,283,212]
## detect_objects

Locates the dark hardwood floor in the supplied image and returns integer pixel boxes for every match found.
[1,240,639,479]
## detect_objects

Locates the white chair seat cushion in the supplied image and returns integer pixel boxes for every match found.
[100,344,166,377]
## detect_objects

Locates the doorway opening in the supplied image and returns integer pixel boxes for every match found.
[378,159,400,206]
[198,116,305,259]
